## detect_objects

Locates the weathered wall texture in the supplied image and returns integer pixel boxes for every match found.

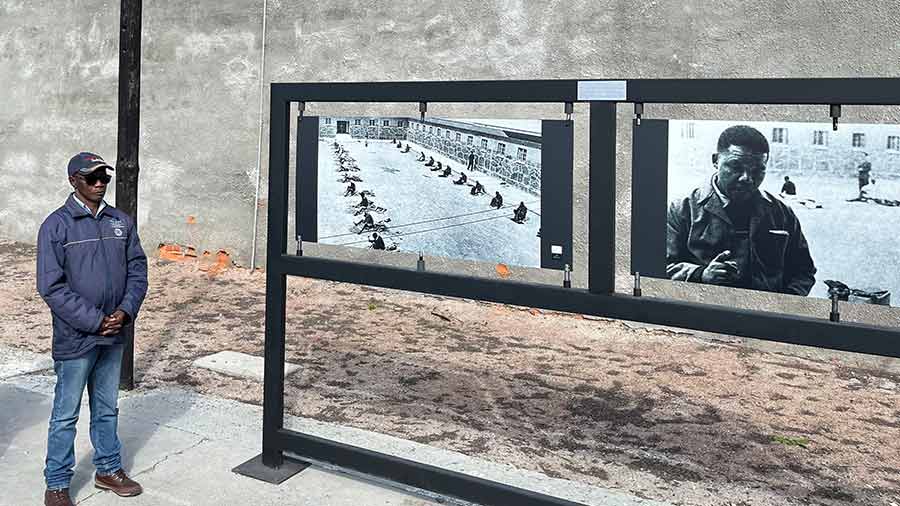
[0,0,264,267]
[2,0,900,328]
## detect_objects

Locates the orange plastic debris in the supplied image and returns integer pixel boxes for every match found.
[157,243,198,261]
[199,249,233,276]
[186,216,196,224]
[495,263,510,278]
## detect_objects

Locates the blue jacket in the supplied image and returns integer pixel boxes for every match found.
[36,194,148,360]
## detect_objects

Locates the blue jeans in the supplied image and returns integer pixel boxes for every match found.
[44,344,124,490]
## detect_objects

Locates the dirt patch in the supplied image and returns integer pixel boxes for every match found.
[2,239,899,506]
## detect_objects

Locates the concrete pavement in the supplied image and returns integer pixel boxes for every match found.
[0,347,670,506]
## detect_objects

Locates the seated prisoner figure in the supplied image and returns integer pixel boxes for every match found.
[513,202,528,223]
[369,232,386,250]
[355,212,375,231]
[454,172,468,185]
[470,180,486,195]
[780,176,796,196]
[490,191,503,209]
[344,181,356,196]
[425,156,434,166]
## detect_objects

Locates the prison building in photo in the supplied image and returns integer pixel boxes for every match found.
[320,116,542,195]
[674,121,900,178]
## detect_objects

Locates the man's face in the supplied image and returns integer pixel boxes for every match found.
[69,168,111,204]
[715,145,767,202]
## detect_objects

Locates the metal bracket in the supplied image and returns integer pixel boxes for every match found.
[634,103,644,126]
[830,104,841,131]
[563,263,571,288]
[564,102,573,121]
[232,453,310,485]
[830,293,841,322]
[417,252,426,272]
[633,271,642,297]
[296,235,302,256]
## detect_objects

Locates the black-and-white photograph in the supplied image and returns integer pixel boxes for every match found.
[667,120,900,306]
[317,116,542,267]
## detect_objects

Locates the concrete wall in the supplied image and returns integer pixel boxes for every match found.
[2,0,900,328]
[0,0,264,267]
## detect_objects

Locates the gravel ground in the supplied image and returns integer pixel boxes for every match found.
[2,239,898,506]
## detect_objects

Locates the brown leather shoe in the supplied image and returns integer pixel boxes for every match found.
[94,469,143,497]
[44,488,74,506]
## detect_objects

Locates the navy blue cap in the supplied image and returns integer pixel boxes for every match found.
[67,152,114,177]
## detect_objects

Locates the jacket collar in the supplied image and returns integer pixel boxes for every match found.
[697,174,772,224]
[66,193,109,219]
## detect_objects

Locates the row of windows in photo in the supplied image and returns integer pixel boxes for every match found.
[775,129,900,150]
[324,118,409,127]
[680,123,900,150]
[323,117,531,161]
[414,124,529,161]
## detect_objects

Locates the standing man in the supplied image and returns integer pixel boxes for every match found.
[37,152,148,506]
[467,151,476,171]
[857,152,874,198]
[666,126,816,295]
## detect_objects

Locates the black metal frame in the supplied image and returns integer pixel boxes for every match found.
[234,79,900,506]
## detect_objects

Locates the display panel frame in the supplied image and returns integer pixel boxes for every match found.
[632,117,900,306]
[298,115,574,271]
[239,79,900,505]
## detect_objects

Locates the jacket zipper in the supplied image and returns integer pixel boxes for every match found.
[94,215,112,320]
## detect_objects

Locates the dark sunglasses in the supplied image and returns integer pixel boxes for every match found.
[77,172,112,185]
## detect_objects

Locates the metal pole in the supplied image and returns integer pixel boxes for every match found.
[588,102,617,294]
[250,0,269,271]
[262,92,290,468]
[116,0,142,391]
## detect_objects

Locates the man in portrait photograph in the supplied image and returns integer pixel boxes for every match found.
[666,125,817,295]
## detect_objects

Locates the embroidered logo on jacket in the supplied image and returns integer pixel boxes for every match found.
[109,218,126,238]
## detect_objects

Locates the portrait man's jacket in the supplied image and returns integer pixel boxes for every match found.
[666,176,816,296]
